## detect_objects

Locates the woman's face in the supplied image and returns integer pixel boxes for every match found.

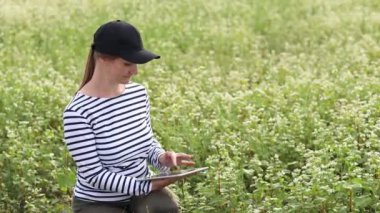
[103,57,138,84]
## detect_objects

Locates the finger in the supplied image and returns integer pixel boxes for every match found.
[153,178,177,188]
[176,153,192,158]
[163,178,177,185]
[176,153,193,160]
[179,160,195,166]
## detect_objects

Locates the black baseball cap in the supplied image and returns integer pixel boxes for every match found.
[92,20,160,64]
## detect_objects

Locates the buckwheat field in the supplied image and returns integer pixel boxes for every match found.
[1,0,379,212]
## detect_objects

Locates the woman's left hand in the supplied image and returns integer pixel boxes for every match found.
[159,151,195,168]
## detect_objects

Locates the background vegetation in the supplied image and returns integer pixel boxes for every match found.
[0,0,379,212]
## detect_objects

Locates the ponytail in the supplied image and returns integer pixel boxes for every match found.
[79,46,95,90]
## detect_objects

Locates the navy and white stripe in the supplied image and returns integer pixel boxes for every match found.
[63,82,167,202]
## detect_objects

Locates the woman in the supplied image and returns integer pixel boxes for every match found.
[63,20,194,213]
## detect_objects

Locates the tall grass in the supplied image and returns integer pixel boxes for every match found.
[0,0,379,212]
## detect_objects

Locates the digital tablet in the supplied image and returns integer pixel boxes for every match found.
[136,167,208,181]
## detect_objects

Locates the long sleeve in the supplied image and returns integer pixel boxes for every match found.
[63,109,151,196]
[144,93,169,172]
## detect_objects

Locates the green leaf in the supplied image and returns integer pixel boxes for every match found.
[57,170,76,190]
[354,195,373,209]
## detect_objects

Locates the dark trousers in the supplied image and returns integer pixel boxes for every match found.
[72,188,179,213]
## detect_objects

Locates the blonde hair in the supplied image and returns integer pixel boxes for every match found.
[79,46,117,90]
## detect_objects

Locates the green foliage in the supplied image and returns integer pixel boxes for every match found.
[1,0,379,212]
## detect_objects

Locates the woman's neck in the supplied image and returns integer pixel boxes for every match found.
[79,68,125,98]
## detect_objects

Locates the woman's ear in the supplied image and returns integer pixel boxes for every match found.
[98,55,118,65]
[96,56,112,66]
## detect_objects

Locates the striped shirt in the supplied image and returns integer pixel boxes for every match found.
[63,82,167,202]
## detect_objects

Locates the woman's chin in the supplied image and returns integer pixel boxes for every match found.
[120,77,131,84]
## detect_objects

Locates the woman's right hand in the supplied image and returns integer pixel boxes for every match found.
[151,169,203,191]
[151,177,180,191]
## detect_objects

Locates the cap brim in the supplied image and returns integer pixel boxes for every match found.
[120,49,160,64]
